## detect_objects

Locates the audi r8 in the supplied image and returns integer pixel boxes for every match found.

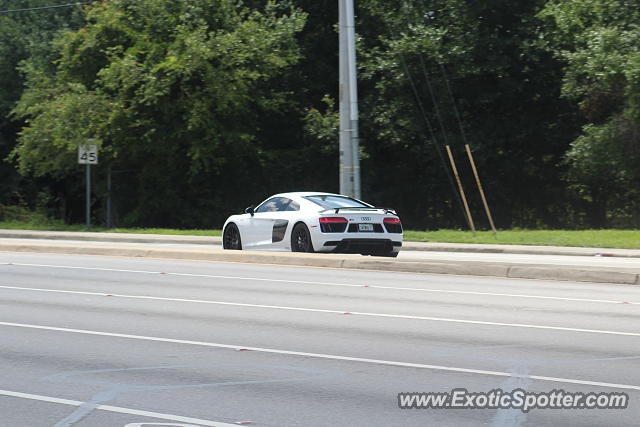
[222,192,403,257]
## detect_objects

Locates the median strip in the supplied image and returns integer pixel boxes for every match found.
[1,241,639,285]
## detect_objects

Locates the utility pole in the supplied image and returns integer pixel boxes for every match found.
[339,0,361,199]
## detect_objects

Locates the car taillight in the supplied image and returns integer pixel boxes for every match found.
[319,217,348,223]
[319,216,348,233]
[383,217,402,234]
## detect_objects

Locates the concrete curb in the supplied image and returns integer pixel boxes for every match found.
[402,243,640,258]
[506,266,639,285]
[1,241,637,285]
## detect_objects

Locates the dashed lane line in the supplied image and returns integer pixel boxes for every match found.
[2,262,638,305]
[0,321,638,392]
[0,284,638,337]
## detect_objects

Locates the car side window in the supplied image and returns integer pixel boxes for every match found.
[285,200,300,211]
[255,197,300,213]
[255,198,282,213]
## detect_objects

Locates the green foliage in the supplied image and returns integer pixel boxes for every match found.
[303,96,339,149]
[11,0,306,176]
[540,0,640,226]
[0,1,84,114]
[11,76,111,177]
[7,0,310,226]
[354,0,579,228]
[565,119,632,189]
[1,0,639,230]
[0,204,49,224]
[0,1,86,207]
[564,117,640,225]
[404,228,640,248]
[540,1,640,120]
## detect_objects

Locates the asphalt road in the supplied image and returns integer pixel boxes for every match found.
[0,252,638,426]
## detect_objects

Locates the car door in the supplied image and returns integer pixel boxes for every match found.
[265,198,300,250]
[244,197,299,250]
[242,198,279,248]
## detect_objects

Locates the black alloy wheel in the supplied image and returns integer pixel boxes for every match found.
[291,223,314,253]
[223,223,242,250]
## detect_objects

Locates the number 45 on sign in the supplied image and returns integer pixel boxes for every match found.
[78,143,98,164]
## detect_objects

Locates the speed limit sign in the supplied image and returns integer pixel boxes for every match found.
[78,143,98,164]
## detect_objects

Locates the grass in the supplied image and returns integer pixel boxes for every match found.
[403,229,640,249]
[1,219,640,248]
[104,228,223,236]
[0,220,222,236]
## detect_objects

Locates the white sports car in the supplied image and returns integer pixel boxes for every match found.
[222,192,403,257]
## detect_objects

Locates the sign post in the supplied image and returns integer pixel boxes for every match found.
[78,141,98,228]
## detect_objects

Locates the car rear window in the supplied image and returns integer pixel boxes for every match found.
[304,195,372,209]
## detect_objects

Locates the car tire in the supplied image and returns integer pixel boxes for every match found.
[291,223,314,253]
[223,223,242,250]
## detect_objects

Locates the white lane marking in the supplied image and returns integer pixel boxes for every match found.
[124,424,202,427]
[3,262,638,305]
[0,321,638,391]
[0,284,637,337]
[0,389,237,426]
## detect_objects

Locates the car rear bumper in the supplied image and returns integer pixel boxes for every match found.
[319,238,401,254]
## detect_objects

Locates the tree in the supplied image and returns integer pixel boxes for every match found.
[540,0,640,226]
[10,0,306,226]
[0,1,84,209]
[349,0,580,228]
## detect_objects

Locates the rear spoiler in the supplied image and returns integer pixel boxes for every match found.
[323,207,398,215]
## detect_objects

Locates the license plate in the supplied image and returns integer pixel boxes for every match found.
[358,223,374,232]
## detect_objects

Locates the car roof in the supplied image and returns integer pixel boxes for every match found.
[270,191,343,199]
[267,192,375,209]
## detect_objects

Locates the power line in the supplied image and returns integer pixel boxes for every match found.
[0,2,91,14]
[396,1,471,227]
[418,53,451,147]
[399,55,471,229]
[440,63,471,147]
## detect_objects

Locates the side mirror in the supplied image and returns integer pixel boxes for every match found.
[245,206,255,217]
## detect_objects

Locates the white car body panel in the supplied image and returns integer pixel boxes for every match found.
[222,192,403,255]
[244,211,294,250]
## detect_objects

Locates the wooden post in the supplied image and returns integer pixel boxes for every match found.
[445,145,476,236]
[465,144,497,238]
